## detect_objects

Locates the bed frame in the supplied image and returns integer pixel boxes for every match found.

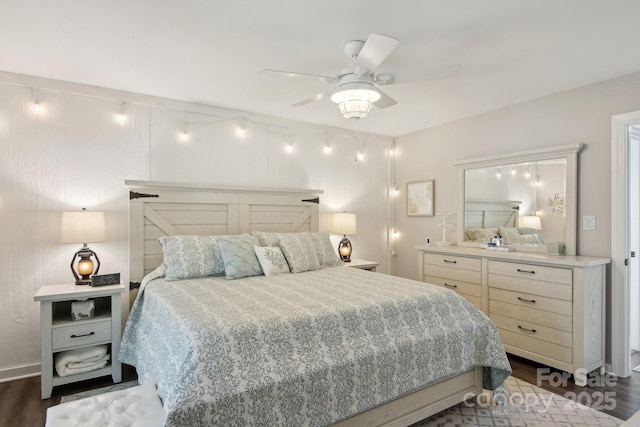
[125,180,483,426]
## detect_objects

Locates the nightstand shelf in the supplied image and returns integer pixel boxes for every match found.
[34,283,125,399]
[344,259,379,272]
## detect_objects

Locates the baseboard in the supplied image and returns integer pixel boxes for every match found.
[0,363,40,383]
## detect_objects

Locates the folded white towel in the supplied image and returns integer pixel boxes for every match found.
[54,345,110,377]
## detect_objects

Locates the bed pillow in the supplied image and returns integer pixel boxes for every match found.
[215,234,264,279]
[252,231,283,247]
[254,246,291,276]
[158,235,225,281]
[277,233,321,273]
[307,232,344,267]
[519,233,543,246]
[498,227,521,245]
[468,227,498,242]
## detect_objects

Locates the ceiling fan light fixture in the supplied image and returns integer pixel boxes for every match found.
[330,87,381,119]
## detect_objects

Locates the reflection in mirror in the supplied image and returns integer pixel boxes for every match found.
[463,159,566,247]
[455,143,582,255]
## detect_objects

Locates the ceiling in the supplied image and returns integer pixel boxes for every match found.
[2,1,640,137]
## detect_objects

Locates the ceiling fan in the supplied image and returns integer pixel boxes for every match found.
[259,33,460,119]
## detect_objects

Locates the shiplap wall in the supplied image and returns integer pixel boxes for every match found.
[0,72,393,381]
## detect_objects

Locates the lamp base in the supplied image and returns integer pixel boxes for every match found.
[338,236,352,262]
[75,278,92,286]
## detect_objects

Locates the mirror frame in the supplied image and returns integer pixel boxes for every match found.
[454,143,584,255]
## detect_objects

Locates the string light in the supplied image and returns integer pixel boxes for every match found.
[32,89,42,115]
[115,102,126,124]
[323,134,331,154]
[178,122,190,142]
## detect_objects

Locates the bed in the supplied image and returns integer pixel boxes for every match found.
[119,181,511,426]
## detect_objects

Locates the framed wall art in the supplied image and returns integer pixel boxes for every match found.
[407,180,434,216]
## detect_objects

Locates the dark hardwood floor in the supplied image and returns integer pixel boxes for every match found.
[1,356,638,427]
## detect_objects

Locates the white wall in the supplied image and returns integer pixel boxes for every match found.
[0,72,393,381]
[393,71,640,281]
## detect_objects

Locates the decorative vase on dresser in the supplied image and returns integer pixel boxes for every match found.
[416,245,609,387]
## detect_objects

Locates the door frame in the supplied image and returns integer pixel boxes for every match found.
[611,110,640,377]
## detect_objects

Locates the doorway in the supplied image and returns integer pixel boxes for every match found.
[611,111,640,378]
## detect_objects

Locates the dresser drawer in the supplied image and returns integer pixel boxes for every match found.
[425,276,481,297]
[424,254,481,284]
[498,329,572,364]
[489,260,572,285]
[424,253,481,271]
[489,288,572,315]
[491,313,572,347]
[489,300,572,332]
[489,273,572,301]
[52,319,111,351]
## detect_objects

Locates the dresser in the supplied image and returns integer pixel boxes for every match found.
[416,245,609,386]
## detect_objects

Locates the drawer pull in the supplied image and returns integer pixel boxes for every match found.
[516,268,536,274]
[444,283,458,288]
[517,325,537,334]
[517,296,536,304]
[443,259,457,264]
[70,331,96,339]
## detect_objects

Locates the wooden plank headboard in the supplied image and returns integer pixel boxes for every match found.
[464,199,521,231]
[125,181,323,283]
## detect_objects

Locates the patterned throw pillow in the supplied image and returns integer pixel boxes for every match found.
[252,231,282,247]
[307,232,344,267]
[519,233,543,246]
[254,246,290,276]
[468,227,498,242]
[158,235,225,281]
[498,227,521,245]
[277,233,321,273]
[215,234,264,279]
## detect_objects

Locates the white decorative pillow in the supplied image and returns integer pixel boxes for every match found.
[254,246,291,276]
[498,227,521,245]
[277,233,321,273]
[215,234,264,279]
[158,235,226,281]
[307,232,344,267]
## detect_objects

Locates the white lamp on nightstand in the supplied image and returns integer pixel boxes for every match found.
[60,208,106,285]
[331,212,357,262]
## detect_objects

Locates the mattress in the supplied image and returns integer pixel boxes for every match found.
[119,266,511,426]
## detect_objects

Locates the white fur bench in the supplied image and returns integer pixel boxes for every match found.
[45,383,163,427]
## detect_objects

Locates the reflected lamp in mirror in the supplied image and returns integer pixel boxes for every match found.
[520,215,542,230]
[331,212,357,262]
[60,208,106,285]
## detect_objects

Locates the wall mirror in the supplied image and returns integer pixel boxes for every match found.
[454,143,583,255]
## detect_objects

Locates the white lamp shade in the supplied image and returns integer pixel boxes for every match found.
[520,215,542,230]
[60,210,107,244]
[330,82,381,119]
[331,212,357,235]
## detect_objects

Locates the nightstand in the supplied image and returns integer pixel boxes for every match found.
[344,259,379,272]
[34,283,125,399]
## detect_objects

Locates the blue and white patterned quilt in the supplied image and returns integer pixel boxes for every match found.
[119,267,511,426]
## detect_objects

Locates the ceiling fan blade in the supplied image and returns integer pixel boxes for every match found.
[291,88,335,107]
[353,33,399,74]
[257,68,337,84]
[375,64,461,85]
[374,88,397,109]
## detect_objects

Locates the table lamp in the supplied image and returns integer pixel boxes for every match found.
[331,212,357,262]
[520,215,542,230]
[60,208,106,285]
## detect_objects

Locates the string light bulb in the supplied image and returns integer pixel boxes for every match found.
[323,134,331,154]
[115,102,127,124]
[178,122,190,142]
[32,89,42,115]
